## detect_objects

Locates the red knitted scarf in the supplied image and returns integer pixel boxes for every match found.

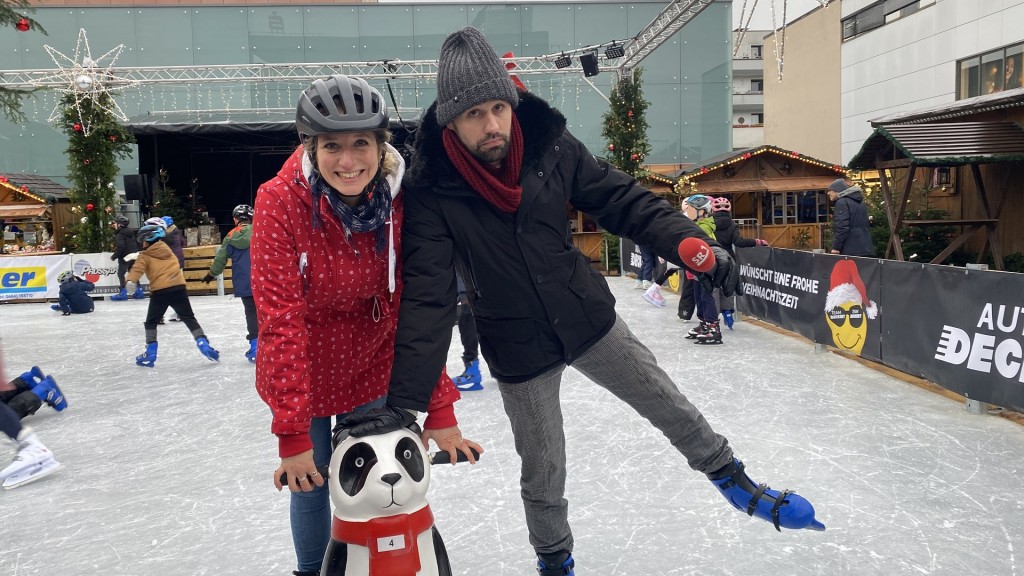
[331,505,435,576]
[442,114,524,213]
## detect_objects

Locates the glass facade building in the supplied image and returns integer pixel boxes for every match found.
[0,1,731,185]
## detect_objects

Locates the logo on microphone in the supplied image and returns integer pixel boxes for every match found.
[690,245,711,269]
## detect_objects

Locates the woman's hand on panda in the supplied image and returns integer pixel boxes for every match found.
[421,425,484,465]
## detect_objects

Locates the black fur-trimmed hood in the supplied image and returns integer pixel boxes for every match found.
[405,91,568,189]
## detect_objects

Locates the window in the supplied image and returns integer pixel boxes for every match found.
[752,113,764,124]
[751,44,762,59]
[841,0,931,40]
[750,79,763,92]
[957,42,1024,99]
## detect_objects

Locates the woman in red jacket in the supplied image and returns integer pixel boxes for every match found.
[251,74,482,576]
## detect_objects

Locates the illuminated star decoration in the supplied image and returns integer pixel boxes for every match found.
[35,28,133,135]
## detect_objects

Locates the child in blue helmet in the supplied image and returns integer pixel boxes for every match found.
[126,223,220,367]
[50,271,95,315]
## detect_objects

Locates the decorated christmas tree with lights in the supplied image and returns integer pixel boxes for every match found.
[58,91,135,252]
[1,0,45,123]
[601,67,651,179]
[45,29,136,252]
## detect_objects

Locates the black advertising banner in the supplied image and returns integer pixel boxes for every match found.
[736,249,882,362]
[620,238,641,278]
[881,263,1024,412]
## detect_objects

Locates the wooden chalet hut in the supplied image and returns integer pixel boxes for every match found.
[672,146,847,250]
[849,88,1024,270]
[0,173,72,253]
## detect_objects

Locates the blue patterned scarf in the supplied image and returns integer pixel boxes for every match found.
[309,169,392,255]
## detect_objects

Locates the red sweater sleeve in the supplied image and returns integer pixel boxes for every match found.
[423,367,461,430]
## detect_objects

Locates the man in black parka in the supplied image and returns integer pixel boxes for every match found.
[344,27,825,573]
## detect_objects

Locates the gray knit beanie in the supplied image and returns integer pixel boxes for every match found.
[436,27,519,127]
[828,178,849,193]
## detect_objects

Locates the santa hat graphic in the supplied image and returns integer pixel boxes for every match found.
[824,260,877,319]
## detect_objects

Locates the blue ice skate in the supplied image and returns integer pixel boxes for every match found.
[708,459,825,531]
[537,551,575,576]
[454,359,482,391]
[110,288,129,301]
[31,376,68,411]
[722,309,735,330]
[19,366,44,386]
[136,342,158,368]
[196,338,219,362]
[245,338,257,364]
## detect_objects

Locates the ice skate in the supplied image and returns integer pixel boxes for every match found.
[131,286,145,299]
[708,458,826,531]
[50,304,61,311]
[722,309,735,330]
[245,338,258,364]
[454,359,483,391]
[31,376,68,411]
[136,342,158,367]
[196,337,220,362]
[537,551,575,576]
[643,284,666,307]
[110,288,129,301]
[695,321,723,345]
[685,321,708,339]
[1,430,61,490]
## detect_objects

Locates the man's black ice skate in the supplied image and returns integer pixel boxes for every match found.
[695,321,723,345]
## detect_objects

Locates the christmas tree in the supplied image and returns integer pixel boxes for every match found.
[601,67,651,179]
[0,0,45,123]
[58,90,135,252]
[150,169,211,229]
[601,68,653,273]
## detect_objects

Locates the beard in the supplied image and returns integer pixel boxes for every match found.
[470,133,510,165]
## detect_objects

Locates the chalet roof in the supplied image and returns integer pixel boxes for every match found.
[870,88,1024,126]
[0,173,69,202]
[677,145,844,182]
[847,121,1024,169]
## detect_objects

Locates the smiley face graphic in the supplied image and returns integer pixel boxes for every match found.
[824,260,877,356]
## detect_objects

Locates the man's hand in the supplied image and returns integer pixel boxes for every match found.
[202,274,215,283]
[697,246,742,298]
[338,405,417,437]
[421,425,483,465]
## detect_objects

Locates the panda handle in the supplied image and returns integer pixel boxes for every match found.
[429,447,481,465]
[278,465,331,485]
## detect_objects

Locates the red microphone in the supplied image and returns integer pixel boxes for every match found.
[678,237,716,273]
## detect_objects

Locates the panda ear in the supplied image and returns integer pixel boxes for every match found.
[332,426,350,448]
[408,421,422,436]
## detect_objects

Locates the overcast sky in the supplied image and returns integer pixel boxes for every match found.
[732,0,825,31]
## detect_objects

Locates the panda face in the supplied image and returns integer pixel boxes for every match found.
[328,427,431,522]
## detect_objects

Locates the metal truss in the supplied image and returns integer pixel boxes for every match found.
[0,56,621,90]
[617,0,717,74]
[0,0,707,90]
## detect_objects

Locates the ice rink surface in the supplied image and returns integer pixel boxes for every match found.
[1,275,1022,576]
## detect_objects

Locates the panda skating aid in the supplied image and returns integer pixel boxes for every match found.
[277,424,480,576]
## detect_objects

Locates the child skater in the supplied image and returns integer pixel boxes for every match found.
[682,194,723,344]
[50,270,95,315]
[0,357,62,489]
[127,222,220,367]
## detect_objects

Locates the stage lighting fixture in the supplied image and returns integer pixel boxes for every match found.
[604,42,625,59]
[580,50,600,77]
[554,53,572,69]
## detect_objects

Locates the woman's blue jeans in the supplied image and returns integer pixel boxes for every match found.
[290,396,385,572]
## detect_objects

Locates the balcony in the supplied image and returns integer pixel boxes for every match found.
[732,92,764,109]
[732,57,764,74]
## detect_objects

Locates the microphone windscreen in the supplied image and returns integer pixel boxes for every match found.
[677,237,716,273]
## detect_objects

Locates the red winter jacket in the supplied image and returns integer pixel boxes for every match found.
[252,145,460,458]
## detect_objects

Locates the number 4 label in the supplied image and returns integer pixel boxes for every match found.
[377,534,406,552]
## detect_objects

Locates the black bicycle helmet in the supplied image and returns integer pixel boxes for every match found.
[232,204,254,222]
[295,74,389,139]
